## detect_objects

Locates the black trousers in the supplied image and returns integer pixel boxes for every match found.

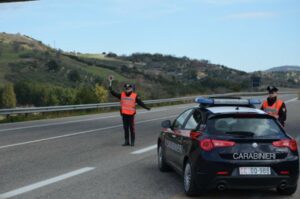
[122,114,135,144]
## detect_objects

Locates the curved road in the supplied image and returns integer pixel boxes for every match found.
[0,94,299,199]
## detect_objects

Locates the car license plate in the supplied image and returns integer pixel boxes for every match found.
[239,167,271,175]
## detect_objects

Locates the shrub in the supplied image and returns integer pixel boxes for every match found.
[1,83,17,108]
[95,84,108,103]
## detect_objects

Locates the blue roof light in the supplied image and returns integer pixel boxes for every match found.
[248,99,262,105]
[195,97,214,104]
[195,97,262,106]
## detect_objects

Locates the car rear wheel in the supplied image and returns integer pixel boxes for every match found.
[158,144,170,172]
[183,160,198,196]
[277,184,297,195]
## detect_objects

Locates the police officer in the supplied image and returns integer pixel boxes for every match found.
[261,86,287,126]
[109,79,150,146]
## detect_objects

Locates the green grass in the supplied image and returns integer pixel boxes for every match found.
[83,65,127,81]
[79,53,130,63]
[0,49,20,64]
[60,55,128,82]
[78,53,134,68]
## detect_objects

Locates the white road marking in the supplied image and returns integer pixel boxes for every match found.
[0,114,119,133]
[131,144,157,154]
[285,97,298,104]
[0,167,95,199]
[0,115,178,150]
[0,105,190,133]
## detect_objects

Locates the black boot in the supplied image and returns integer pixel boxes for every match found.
[122,141,129,146]
[130,139,135,147]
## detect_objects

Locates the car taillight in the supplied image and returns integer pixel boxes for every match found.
[199,139,235,151]
[272,139,298,152]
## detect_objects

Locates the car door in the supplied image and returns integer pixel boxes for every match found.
[173,108,204,168]
[165,109,193,170]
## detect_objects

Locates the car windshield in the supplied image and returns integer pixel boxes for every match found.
[206,116,284,137]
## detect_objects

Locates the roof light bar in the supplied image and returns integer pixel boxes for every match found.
[194,97,213,104]
[195,97,261,106]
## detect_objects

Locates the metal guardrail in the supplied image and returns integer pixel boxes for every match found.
[0,91,296,116]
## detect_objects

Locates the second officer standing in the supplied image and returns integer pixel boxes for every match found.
[261,86,287,126]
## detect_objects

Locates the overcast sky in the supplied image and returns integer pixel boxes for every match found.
[0,0,299,72]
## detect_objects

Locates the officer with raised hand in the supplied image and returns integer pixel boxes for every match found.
[108,76,151,146]
[261,86,287,126]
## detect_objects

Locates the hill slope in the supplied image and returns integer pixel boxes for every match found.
[0,32,299,107]
[265,65,300,72]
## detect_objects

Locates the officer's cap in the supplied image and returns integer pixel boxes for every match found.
[267,86,278,93]
[124,83,132,89]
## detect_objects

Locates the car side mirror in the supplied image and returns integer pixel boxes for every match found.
[161,120,172,128]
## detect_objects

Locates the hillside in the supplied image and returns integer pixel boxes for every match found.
[0,32,299,107]
[0,33,125,86]
[0,33,207,107]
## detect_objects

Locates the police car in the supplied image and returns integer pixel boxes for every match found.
[157,97,299,196]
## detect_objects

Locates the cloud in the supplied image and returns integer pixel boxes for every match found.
[222,12,278,20]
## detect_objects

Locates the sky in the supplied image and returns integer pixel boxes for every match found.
[0,0,299,72]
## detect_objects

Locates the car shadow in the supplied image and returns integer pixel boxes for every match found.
[171,189,293,199]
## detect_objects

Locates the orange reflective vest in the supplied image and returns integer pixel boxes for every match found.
[120,92,137,115]
[262,99,283,118]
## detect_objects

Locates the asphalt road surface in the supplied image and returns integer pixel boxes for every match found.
[0,94,299,199]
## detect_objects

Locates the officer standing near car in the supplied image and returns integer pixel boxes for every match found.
[108,76,151,146]
[261,86,287,126]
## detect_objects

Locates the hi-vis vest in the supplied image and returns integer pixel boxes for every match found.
[262,99,283,118]
[120,92,137,115]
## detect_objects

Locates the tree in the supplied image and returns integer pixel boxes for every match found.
[95,84,108,103]
[14,81,32,105]
[12,41,20,53]
[1,83,17,108]
[106,52,117,58]
[46,60,61,71]
[121,65,129,73]
[76,86,98,104]
[54,87,76,105]
[68,70,81,82]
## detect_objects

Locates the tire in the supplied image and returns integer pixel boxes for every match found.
[277,184,297,196]
[183,160,198,197]
[158,144,170,172]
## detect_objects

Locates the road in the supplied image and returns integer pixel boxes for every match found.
[0,94,299,199]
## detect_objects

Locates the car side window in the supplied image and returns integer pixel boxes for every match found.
[184,109,202,130]
[173,109,193,130]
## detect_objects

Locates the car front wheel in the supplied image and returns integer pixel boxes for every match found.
[158,144,170,172]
